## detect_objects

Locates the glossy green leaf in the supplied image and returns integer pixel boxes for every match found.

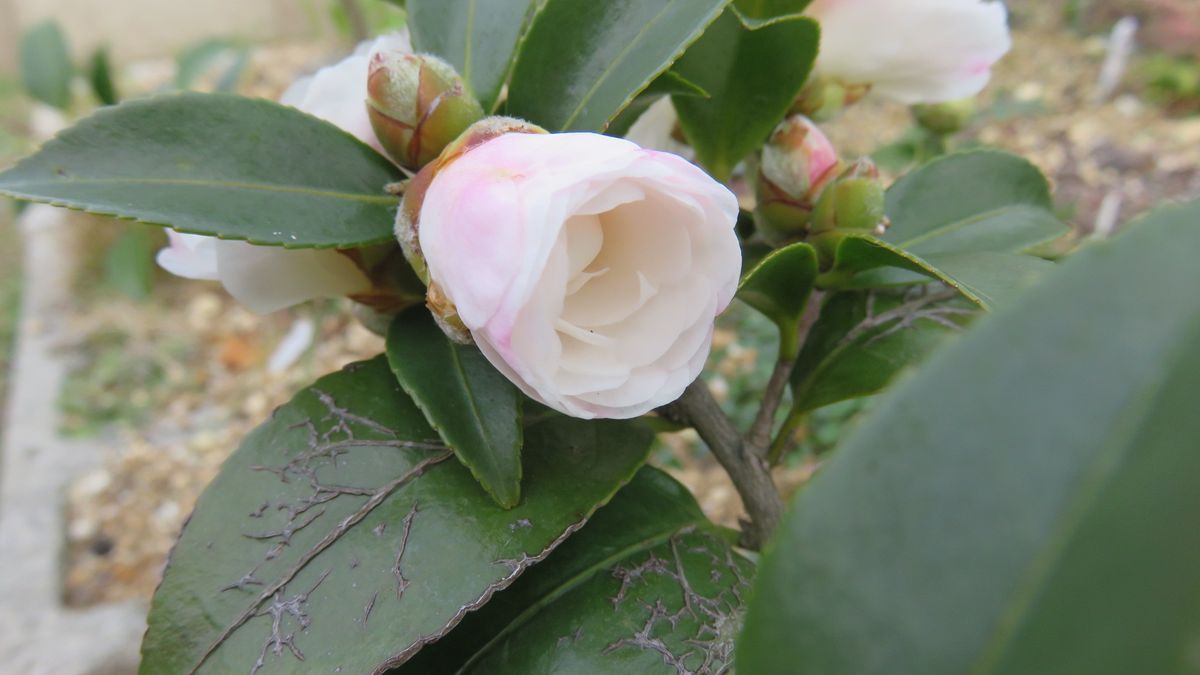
[141,356,654,674]
[386,309,523,509]
[884,150,1068,257]
[507,0,729,132]
[740,200,1200,675]
[0,93,402,248]
[88,46,120,106]
[672,5,819,180]
[396,466,751,674]
[605,71,708,138]
[103,226,157,301]
[737,242,819,355]
[822,151,1065,307]
[407,0,538,111]
[736,0,814,20]
[823,235,1053,310]
[19,20,74,110]
[789,289,977,414]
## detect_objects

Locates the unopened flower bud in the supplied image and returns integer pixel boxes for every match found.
[394,116,547,340]
[811,158,885,235]
[792,77,872,120]
[809,159,888,264]
[912,97,977,135]
[755,115,841,238]
[367,51,484,170]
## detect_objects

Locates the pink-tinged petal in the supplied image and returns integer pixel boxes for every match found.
[418,130,741,419]
[808,0,1011,104]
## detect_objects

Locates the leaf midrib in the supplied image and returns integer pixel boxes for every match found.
[447,344,518,491]
[455,524,705,674]
[0,176,395,205]
[968,311,1200,674]
[557,2,677,129]
[892,203,1060,251]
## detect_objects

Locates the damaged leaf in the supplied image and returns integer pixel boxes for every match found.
[141,356,653,674]
[395,467,755,674]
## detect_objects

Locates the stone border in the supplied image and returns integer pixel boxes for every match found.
[0,205,144,675]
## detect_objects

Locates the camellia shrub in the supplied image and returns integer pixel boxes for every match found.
[3,1,1198,673]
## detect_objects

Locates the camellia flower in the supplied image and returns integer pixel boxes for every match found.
[806,0,1012,104]
[400,120,742,419]
[156,232,371,314]
[155,35,411,312]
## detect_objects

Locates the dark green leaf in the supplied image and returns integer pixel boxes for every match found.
[884,150,1068,256]
[507,0,729,132]
[736,0,814,20]
[789,289,976,414]
[737,242,819,355]
[141,356,654,674]
[395,466,750,674]
[465,529,751,673]
[672,6,818,180]
[88,46,120,106]
[103,225,157,301]
[604,71,707,138]
[823,151,1065,307]
[0,93,402,248]
[19,20,73,110]
[407,0,538,111]
[386,309,523,508]
[739,200,1200,675]
[823,235,1053,310]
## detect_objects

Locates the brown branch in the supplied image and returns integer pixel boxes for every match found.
[663,382,783,550]
[746,291,826,454]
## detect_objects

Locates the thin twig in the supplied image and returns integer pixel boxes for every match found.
[746,291,825,454]
[662,382,783,550]
[747,357,794,453]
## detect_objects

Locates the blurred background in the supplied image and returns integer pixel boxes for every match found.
[0,0,1197,671]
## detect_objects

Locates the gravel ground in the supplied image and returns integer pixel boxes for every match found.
[41,8,1200,605]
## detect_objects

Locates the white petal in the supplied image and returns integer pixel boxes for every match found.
[214,243,370,314]
[280,32,410,153]
[156,231,220,280]
[807,0,1011,104]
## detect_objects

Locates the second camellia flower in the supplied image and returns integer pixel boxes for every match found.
[399,119,742,420]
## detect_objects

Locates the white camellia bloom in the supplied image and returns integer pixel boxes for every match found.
[156,232,371,314]
[415,131,741,419]
[807,0,1012,104]
[155,34,411,312]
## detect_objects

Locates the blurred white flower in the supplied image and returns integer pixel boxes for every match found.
[156,232,368,314]
[806,0,1012,104]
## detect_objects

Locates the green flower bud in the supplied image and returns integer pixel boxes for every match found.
[792,77,872,120]
[911,97,977,135]
[809,159,888,265]
[810,158,885,234]
[755,115,842,239]
[366,50,484,170]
